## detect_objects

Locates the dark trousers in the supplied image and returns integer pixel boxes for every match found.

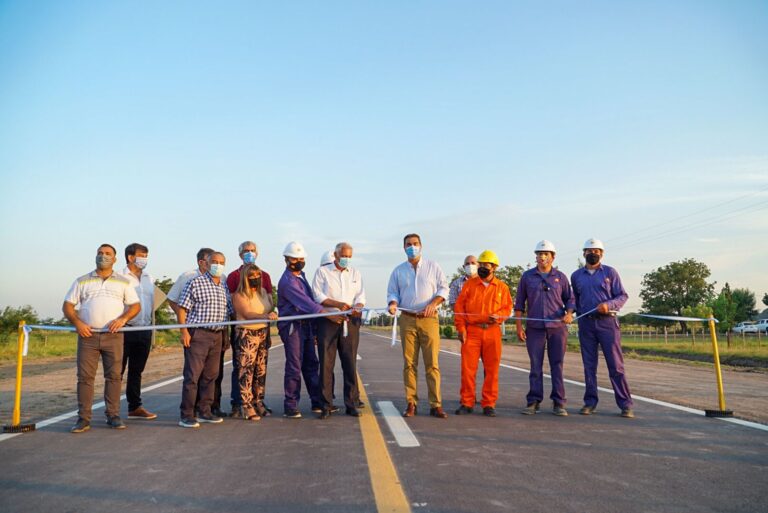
[279,322,321,411]
[121,329,152,411]
[230,326,241,408]
[317,317,361,410]
[195,332,229,412]
[77,332,123,422]
[525,326,568,405]
[578,317,633,409]
[181,329,224,419]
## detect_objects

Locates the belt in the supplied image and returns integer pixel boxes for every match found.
[469,323,498,330]
[586,313,616,319]
[400,311,436,319]
[195,327,225,333]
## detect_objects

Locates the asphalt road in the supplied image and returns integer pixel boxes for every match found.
[1,330,766,513]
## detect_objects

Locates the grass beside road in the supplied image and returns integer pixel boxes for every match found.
[367,325,768,369]
[0,329,182,361]
[0,325,284,361]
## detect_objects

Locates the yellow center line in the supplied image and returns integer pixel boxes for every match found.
[356,374,412,513]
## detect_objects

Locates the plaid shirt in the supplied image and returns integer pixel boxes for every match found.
[448,275,469,306]
[178,272,234,329]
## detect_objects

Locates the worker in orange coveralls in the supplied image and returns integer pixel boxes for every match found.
[453,250,513,417]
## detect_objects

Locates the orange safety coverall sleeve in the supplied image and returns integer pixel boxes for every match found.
[454,277,513,407]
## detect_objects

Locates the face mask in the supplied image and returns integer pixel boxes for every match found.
[243,251,256,264]
[209,263,225,277]
[477,267,491,279]
[585,253,601,266]
[464,264,477,276]
[96,255,113,269]
[248,278,261,289]
[338,257,350,269]
[289,261,305,272]
[134,257,148,269]
[405,245,421,259]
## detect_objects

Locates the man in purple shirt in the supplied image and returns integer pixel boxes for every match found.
[277,241,334,418]
[570,238,634,418]
[514,240,575,416]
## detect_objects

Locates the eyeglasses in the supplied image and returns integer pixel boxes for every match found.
[541,282,551,292]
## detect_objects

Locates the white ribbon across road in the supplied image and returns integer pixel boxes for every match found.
[20,308,720,356]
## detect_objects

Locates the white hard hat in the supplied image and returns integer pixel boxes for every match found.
[283,241,307,258]
[320,249,335,266]
[583,238,605,250]
[535,240,556,253]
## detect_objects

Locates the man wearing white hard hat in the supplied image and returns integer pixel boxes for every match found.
[570,238,634,418]
[514,240,575,416]
[320,250,335,267]
[277,241,326,418]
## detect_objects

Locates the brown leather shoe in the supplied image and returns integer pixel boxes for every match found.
[127,407,157,420]
[402,403,417,417]
[429,407,448,419]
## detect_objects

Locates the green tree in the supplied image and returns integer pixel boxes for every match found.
[154,277,176,325]
[731,288,757,322]
[710,283,737,346]
[763,292,768,308]
[681,304,713,344]
[495,265,525,297]
[0,305,40,343]
[639,258,716,331]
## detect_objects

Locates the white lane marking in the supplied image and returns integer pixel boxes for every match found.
[377,401,420,448]
[364,330,768,433]
[0,344,285,442]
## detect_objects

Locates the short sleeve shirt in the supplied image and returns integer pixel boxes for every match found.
[64,270,140,329]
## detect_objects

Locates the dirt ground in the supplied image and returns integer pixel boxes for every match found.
[1,334,766,426]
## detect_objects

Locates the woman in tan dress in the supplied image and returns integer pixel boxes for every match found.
[232,264,277,420]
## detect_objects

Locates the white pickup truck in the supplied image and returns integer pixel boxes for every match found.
[733,321,758,334]
[756,319,768,334]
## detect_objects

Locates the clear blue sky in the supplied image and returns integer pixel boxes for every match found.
[1,1,766,318]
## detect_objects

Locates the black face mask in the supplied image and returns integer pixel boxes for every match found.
[248,278,261,289]
[585,253,601,266]
[289,261,305,272]
[477,267,491,279]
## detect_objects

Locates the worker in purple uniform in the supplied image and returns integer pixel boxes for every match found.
[514,240,575,417]
[277,241,337,418]
[570,238,634,418]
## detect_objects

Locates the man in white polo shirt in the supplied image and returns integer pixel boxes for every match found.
[63,243,141,433]
[311,241,366,418]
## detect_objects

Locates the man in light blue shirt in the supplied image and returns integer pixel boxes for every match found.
[387,233,450,418]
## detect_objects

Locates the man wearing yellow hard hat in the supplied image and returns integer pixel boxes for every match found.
[453,250,513,417]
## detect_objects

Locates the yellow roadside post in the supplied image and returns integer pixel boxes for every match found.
[704,316,733,418]
[3,321,37,433]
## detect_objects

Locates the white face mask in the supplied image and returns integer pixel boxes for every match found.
[464,264,478,276]
[134,257,148,269]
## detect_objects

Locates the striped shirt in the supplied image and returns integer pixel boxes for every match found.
[64,271,140,329]
[448,275,469,306]
[178,273,234,329]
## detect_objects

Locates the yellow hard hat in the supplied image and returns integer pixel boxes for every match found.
[477,250,499,266]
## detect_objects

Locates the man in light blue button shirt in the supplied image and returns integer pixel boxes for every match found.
[387,233,450,418]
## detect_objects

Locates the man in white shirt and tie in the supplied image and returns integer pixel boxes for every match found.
[312,242,366,418]
[387,233,450,419]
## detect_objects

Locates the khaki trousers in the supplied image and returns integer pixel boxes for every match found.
[399,314,442,407]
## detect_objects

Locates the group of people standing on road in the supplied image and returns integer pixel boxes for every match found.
[62,234,633,434]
